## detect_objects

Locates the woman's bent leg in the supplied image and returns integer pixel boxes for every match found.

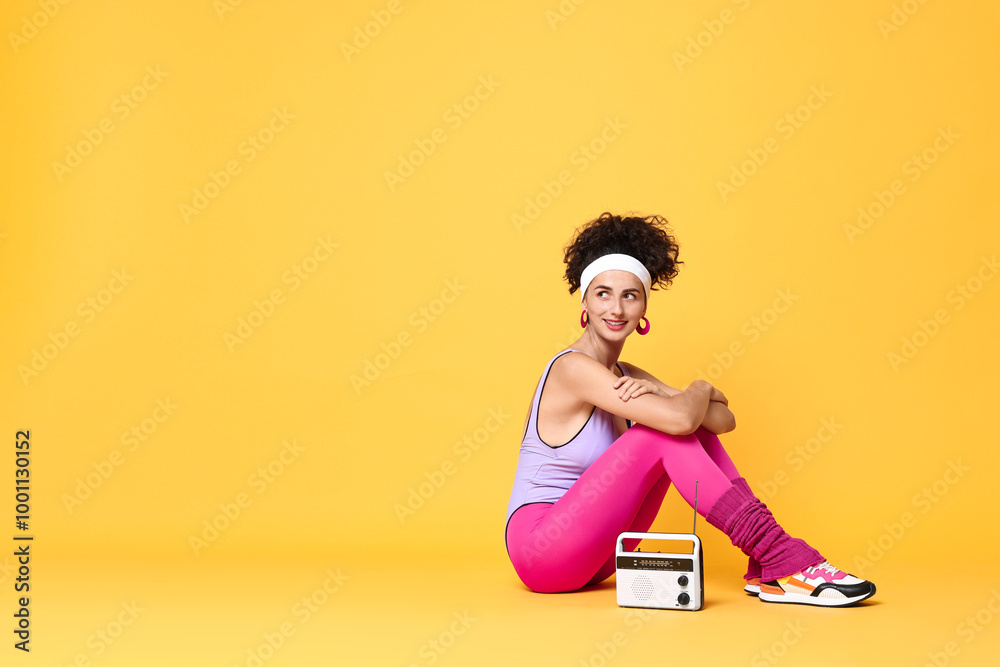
[506,425,739,593]
[583,472,672,586]
[693,427,764,581]
[693,426,740,480]
[506,424,824,592]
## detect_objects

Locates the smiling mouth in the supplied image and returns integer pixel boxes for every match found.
[604,319,627,327]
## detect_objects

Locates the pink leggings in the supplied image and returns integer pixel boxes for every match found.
[506,424,781,593]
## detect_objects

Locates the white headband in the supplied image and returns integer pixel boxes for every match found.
[579,253,651,304]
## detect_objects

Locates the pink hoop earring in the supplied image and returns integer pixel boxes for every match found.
[636,316,650,335]
[580,310,589,328]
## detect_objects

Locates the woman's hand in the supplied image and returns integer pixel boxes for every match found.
[687,379,728,406]
[709,385,728,406]
[612,376,665,401]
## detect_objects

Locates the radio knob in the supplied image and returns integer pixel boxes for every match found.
[677,575,688,586]
[677,592,691,605]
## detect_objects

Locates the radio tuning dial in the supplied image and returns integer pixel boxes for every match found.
[677,575,688,586]
[677,592,691,605]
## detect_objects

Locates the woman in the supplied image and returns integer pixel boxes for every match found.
[504,212,875,607]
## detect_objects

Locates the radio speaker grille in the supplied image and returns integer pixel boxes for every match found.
[631,574,654,600]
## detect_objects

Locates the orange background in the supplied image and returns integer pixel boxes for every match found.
[2,0,998,664]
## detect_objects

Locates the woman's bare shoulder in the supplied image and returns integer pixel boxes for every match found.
[548,350,630,384]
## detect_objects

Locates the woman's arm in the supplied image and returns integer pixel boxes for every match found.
[619,362,683,397]
[551,353,714,435]
[700,401,737,434]
[622,361,736,434]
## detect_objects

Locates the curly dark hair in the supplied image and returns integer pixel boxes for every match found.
[563,212,683,298]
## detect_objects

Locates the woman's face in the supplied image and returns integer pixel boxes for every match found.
[582,270,646,338]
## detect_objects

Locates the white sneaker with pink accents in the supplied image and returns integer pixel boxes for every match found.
[758,561,876,607]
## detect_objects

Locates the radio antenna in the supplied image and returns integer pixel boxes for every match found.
[692,480,699,534]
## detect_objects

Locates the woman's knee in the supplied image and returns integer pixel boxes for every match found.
[629,423,701,445]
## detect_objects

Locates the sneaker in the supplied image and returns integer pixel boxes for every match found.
[744,577,761,595]
[758,561,875,607]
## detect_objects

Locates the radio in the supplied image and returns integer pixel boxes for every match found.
[616,481,704,611]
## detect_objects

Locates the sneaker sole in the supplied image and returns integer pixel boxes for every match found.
[744,584,760,596]
[759,583,876,607]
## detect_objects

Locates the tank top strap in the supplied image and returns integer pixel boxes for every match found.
[526,349,579,431]
[528,350,632,430]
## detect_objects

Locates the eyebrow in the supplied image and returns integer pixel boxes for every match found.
[593,284,641,293]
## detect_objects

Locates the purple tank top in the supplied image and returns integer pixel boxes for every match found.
[505,349,632,526]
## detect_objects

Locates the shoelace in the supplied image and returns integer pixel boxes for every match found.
[805,561,840,578]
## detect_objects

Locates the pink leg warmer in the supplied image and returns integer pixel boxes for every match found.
[732,477,762,580]
[705,477,824,581]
